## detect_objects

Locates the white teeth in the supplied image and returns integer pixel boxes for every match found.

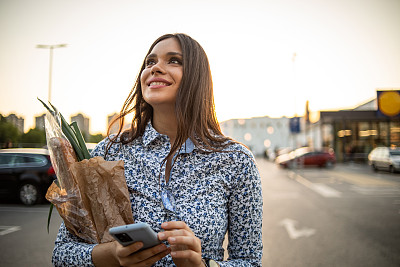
[150,82,168,86]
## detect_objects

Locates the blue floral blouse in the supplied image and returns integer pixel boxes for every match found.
[52,122,263,266]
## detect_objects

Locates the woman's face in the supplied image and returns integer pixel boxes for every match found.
[140,38,183,111]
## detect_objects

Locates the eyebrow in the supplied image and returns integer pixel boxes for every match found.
[146,52,183,59]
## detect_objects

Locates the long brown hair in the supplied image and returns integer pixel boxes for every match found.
[107,33,234,158]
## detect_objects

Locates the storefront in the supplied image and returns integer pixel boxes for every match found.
[319,97,400,162]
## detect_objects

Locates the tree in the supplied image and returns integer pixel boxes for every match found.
[20,128,46,147]
[0,114,21,147]
[88,133,104,143]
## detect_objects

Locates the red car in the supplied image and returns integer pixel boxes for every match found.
[276,147,336,169]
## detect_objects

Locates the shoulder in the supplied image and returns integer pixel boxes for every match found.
[202,140,258,176]
[220,140,255,163]
[211,141,260,189]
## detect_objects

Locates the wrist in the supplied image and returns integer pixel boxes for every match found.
[92,241,120,267]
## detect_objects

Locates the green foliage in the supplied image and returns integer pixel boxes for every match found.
[89,133,104,143]
[0,114,21,145]
[20,128,46,145]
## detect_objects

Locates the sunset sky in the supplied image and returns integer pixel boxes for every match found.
[1,0,399,134]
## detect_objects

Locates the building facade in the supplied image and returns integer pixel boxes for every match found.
[319,98,400,162]
[107,113,120,134]
[70,113,90,139]
[5,113,24,133]
[219,91,400,162]
[107,113,132,135]
[220,116,294,157]
[35,113,46,131]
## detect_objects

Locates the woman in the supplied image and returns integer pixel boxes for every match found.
[52,33,263,267]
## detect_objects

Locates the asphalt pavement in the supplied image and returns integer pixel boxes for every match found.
[258,159,400,267]
[1,159,399,267]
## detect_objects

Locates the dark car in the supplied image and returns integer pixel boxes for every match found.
[0,148,56,205]
[276,147,336,169]
[368,147,400,173]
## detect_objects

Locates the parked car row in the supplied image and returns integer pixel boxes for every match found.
[2,145,396,206]
[275,147,336,169]
[274,145,399,174]
[0,148,56,205]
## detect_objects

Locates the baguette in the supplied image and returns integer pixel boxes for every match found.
[46,136,99,243]
[48,136,77,191]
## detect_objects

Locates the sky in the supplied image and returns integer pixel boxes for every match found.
[1,0,399,134]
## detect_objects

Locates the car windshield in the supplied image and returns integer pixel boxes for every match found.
[389,151,400,156]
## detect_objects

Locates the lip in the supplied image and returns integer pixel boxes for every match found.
[147,77,172,87]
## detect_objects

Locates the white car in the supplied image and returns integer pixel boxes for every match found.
[368,147,400,173]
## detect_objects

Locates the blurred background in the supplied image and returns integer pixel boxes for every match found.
[0,0,400,266]
[1,0,399,157]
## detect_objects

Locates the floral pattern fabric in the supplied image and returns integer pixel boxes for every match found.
[52,122,263,266]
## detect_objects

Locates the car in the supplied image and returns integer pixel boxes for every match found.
[276,147,336,169]
[0,148,56,205]
[368,147,400,173]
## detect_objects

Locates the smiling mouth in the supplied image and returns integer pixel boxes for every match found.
[149,82,170,86]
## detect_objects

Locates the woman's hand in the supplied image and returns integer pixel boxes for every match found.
[92,240,170,267]
[158,221,204,267]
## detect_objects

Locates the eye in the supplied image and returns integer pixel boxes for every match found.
[145,58,156,67]
[169,57,182,65]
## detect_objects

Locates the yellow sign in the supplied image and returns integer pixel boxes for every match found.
[378,90,400,117]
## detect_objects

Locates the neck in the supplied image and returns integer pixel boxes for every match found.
[152,108,177,145]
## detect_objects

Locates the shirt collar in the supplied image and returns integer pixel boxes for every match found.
[142,121,195,154]
[142,121,163,147]
[180,138,195,154]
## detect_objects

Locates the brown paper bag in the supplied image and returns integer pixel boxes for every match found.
[46,156,134,244]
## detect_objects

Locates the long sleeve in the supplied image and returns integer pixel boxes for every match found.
[220,155,263,267]
[52,222,96,266]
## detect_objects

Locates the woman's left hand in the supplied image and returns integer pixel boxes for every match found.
[158,221,204,267]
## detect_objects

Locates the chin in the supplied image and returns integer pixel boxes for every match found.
[144,95,176,106]
[145,99,175,109]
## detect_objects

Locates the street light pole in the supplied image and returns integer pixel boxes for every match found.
[36,44,67,102]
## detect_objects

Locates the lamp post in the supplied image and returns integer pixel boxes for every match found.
[36,44,67,102]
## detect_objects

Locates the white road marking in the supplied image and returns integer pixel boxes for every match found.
[279,218,316,239]
[290,172,342,198]
[0,226,21,236]
[310,183,342,198]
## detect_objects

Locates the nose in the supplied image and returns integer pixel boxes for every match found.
[151,61,165,75]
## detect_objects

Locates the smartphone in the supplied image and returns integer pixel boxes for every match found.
[109,222,160,248]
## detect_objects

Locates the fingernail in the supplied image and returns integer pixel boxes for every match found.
[158,232,165,239]
[162,222,168,227]
[169,237,176,242]
[171,251,176,256]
